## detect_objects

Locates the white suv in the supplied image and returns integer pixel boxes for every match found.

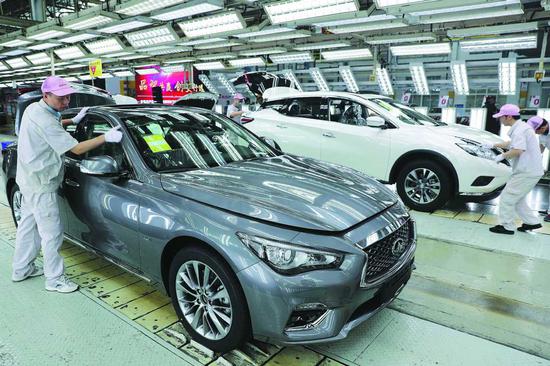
[243,89,512,211]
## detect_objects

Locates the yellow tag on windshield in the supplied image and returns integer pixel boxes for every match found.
[143,134,171,153]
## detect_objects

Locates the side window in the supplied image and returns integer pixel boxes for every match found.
[74,93,113,107]
[261,100,286,112]
[329,99,371,126]
[282,98,328,121]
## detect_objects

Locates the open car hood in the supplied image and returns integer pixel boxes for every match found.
[174,92,218,110]
[231,72,299,98]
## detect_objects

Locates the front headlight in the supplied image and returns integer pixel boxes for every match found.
[455,139,496,160]
[237,232,344,275]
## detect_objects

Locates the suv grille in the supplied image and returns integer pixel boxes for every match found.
[362,220,414,283]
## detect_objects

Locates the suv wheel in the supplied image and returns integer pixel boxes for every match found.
[168,246,250,352]
[9,183,22,227]
[396,160,451,212]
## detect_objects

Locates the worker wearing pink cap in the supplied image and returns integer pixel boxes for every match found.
[12,76,123,293]
[226,93,246,123]
[483,104,544,234]
[527,116,550,222]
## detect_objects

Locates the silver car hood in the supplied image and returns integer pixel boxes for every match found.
[160,155,397,232]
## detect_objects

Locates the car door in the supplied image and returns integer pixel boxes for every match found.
[63,113,142,269]
[320,98,392,180]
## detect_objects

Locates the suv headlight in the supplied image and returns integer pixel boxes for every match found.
[455,138,497,160]
[237,232,344,275]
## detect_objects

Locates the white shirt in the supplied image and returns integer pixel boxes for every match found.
[226,104,241,123]
[507,120,544,176]
[539,133,550,150]
[16,99,78,195]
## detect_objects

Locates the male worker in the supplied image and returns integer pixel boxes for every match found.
[526,116,550,222]
[226,93,246,123]
[484,104,544,235]
[12,76,123,293]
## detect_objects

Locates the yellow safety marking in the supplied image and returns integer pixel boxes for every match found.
[69,263,124,287]
[99,280,157,307]
[63,251,98,267]
[116,291,171,320]
[134,303,178,332]
[86,272,141,297]
[65,258,111,278]
[264,347,324,366]
[454,211,483,222]
[318,358,348,366]
[478,214,500,226]
[432,210,459,219]
[180,341,215,365]
[60,245,87,258]
[157,322,189,348]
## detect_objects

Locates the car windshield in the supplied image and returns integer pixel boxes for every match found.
[123,109,277,172]
[368,98,446,126]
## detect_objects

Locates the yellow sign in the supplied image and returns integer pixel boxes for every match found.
[143,134,171,153]
[89,59,102,78]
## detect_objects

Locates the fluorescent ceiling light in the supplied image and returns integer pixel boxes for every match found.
[450,61,469,95]
[321,48,372,61]
[313,13,396,27]
[340,66,359,93]
[376,67,393,95]
[367,33,436,45]
[293,41,351,51]
[264,0,358,24]
[161,65,186,73]
[115,0,187,16]
[228,57,265,68]
[328,20,408,33]
[460,35,537,52]
[197,53,236,61]
[119,54,149,61]
[103,51,136,58]
[215,74,236,93]
[409,63,429,95]
[125,25,179,48]
[309,67,329,92]
[270,52,313,64]
[498,59,516,95]
[65,64,87,69]
[135,68,159,75]
[234,26,294,39]
[198,74,219,94]
[64,12,118,30]
[249,30,311,43]
[5,57,29,69]
[54,46,87,60]
[0,37,31,47]
[26,52,51,65]
[151,0,223,21]
[179,37,226,46]
[178,11,245,38]
[409,0,521,16]
[79,74,92,80]
[28,42,60,50]
[63,76,80,82]
[390,42,450,56]
[412,3,524,24]
[239,47,287,56]
[98,18,152,34]
[194,40,242,50]
[140,46,192,55]
[84,37,124,55]
[281,69,303,92]
[447,21,538,38]
[100,73,113,79]
[165,58,196,64]
[27,26,70,40]
[374,0,427,8]
[1,49,30,57]
[59,32,99,43]
[194,61,225,70]
[113,70,134,77]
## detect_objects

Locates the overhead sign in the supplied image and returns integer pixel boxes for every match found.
[89,59,102,78]
[401,93,411,105]
[529,95,541,108]
[438,95,449,108]
[135,70,194,104]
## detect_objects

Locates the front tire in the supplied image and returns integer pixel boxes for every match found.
[396,160,452,212]
[168,246,250,352]
[9,183,22,227]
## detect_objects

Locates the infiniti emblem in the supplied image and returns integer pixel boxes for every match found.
[391,238,406,256]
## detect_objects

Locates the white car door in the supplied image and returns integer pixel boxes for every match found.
[320,98,392,180]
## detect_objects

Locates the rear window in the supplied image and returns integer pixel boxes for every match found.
[261,99,286,112]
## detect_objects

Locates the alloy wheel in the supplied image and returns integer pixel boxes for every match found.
[404,168,441,205]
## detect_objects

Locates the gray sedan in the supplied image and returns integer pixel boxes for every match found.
[2,105,416,352]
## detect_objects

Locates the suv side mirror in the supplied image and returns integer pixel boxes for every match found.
[366,116,386,128]
[80,156,120,176]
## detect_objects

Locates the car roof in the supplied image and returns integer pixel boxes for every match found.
[81,104,215,118]
[266,90,390,101]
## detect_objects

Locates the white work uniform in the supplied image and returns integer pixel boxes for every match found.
[12,99,78,283]
[540,133,550,213]
[498,120,544,231]
[226,104,242,123]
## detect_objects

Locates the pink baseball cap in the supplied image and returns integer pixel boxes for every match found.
[527,116,544,130]
[233,93,245,100]
[41,76,75,96]
[492,104,520,118]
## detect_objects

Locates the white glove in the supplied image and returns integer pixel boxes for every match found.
[72,107,89,125]
[494,154,505,162]
[104,126,122,143]
[482,142,494,149]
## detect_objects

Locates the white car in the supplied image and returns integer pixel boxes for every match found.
[243,88,512,211]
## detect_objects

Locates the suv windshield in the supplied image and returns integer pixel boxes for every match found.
[123,109,277,172]
[368,98,445,126]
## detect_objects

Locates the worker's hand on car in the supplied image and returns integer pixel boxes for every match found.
[104,126,122,143]
[494,154,505,163]
[482,142,494,149]
[72,107,89,125]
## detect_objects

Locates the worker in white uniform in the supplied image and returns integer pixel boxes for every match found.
[484,104,544,235]
[12,76,123,293]
[226,93,246,123]
[526,116,550,222]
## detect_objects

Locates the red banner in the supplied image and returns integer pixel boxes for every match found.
[135,70,195,104]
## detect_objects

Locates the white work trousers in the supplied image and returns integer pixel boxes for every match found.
[12,192,64,281]
[498,174,541,231]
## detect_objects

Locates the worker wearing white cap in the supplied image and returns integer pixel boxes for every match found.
[12,76,123,293]
[527,116,550,222]
[483,104,544,235]
[226,93,246,123]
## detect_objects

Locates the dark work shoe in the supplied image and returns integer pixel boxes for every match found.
[517,223,543,232]
[544,214,550,223]
[489,225,514,235]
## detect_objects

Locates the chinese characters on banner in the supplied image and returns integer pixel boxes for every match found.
[135,70,205,104]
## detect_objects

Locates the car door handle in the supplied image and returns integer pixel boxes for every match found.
[323,132,335,138]
[276,124,288,129]
[64,179,80,188]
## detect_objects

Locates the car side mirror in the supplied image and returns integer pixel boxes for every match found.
[80,156,120,176]
[366,116,386,128]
